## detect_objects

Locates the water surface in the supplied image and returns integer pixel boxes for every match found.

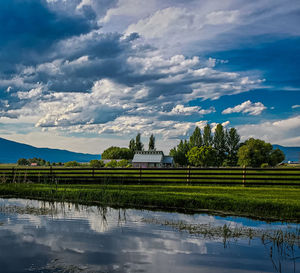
[0,198,299,273]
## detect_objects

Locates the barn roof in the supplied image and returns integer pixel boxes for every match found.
[132,151,165,163]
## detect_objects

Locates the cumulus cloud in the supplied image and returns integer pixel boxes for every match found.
[170,105,215,116]
[1,65,259,139]
[123,0,300,55]
[0,22,263,140]
[222,100,267,116]
[1,0,299,151]
[237,115,300,146]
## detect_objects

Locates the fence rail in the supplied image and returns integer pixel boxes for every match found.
[0,167,299,186]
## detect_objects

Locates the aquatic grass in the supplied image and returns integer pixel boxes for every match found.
[142,217,300,246]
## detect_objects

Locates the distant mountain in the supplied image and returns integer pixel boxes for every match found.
[0,137,100,163]
[273,145,300,162]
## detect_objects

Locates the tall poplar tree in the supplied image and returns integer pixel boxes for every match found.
[189,127,202,148]
[135,133,144,151]
[213,124,227,166]
[149,134,155,150]
[203,124,213,146]
[170,140,190,166]
[129,138,135,151]
[225,128,240,166]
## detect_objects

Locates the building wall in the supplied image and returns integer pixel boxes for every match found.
[133,162,149,168]
[132,162,163,168]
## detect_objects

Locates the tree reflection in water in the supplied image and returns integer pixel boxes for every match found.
[0,198,299,273]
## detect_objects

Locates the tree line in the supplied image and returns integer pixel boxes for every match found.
[170,124,284,167]
[101,133,156,160]
[17,127,284,168]
[17,157,54,166]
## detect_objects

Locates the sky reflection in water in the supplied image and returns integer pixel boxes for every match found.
[0,198,299,273]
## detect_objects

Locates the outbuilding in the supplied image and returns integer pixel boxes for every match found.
[132,151,174,168]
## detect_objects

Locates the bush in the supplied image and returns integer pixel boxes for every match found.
[105,160,118,168]
[64,161,81,167]
[261,163,269,168]
[101,147,134,160]
[187,146,217,167]
[117,159,130,168]
[17,158,29,166]
[90,160,104,168]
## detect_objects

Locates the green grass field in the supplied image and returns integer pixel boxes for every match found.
[0,166,299,222]
[0,183,299,222]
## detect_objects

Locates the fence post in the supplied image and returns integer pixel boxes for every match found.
[187,166,191,184]
[11,167,15,183]
[243,166,246,186]
[50,166,53,184]
[139,166,142,184]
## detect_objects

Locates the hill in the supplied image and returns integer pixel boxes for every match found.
[0,137,100,163]
[273,145,300,162]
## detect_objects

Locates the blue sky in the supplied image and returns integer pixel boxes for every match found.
[0,0,299,154]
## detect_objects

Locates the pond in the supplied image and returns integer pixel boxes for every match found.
[0,198,299,273]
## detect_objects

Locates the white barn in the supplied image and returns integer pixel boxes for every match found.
[132,151,174,168]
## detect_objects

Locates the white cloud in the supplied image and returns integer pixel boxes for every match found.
[126,7,195,40]
[127,54,200,75]
[169,105,215,116]
[17,86,44,100]
[237,115,300,146]
[211,121,230,132]
[222,100,267,116]
[292,105,300,109]
[76,0,92,10]
[170,105,201,115]
[206,10,239,25]
[100,0,158,24]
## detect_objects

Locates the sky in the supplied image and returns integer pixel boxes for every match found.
[0,0,299,154]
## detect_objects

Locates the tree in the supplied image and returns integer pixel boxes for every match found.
[17,158,29,166]
[149,134,155,150]
[237,138,284,167]
[203,124,213,146]
[129,138,135,151]
[101,146,133,160]
[187,146,217,167]
[105,160,118,168]
[135,133,144,151]
[170,140,190,166]
[213,124,227,166]
[189,127,202,148]
[117,159,130,167]
[90,159,105,168]
[225,128,240,166]
[64,161,81,167]
[269,149,285,167]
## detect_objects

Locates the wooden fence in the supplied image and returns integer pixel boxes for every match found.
[0,167,300,186]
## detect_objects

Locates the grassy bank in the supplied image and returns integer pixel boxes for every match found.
[0,183,299,222]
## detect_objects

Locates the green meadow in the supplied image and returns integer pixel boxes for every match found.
[0,183,299,222]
